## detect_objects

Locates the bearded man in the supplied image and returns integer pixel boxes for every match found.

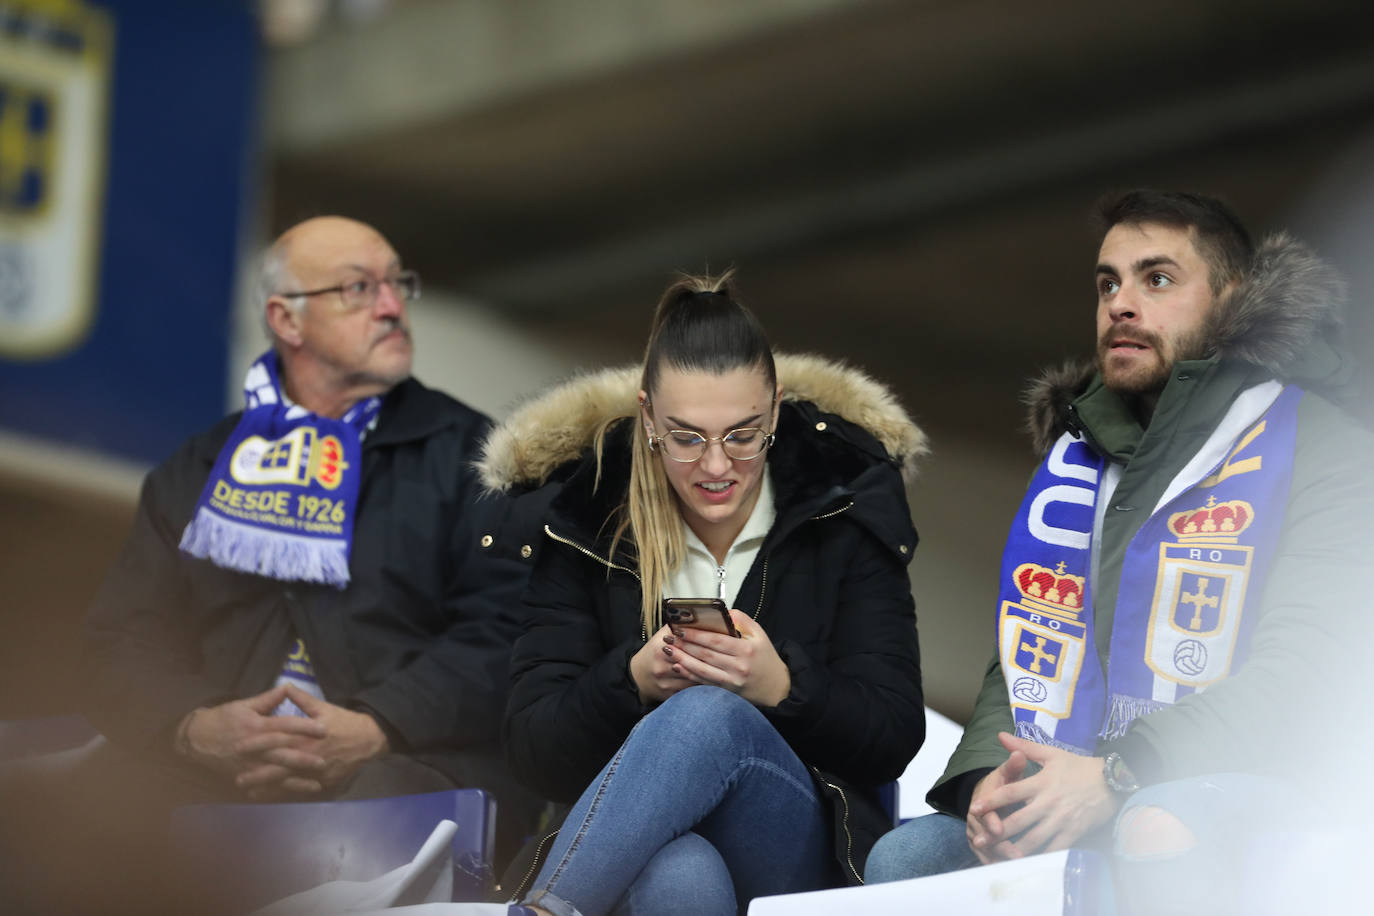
[866,190,1374,915]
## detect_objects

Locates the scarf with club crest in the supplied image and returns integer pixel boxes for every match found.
[996,382,1300,754]
[178,351,381,588]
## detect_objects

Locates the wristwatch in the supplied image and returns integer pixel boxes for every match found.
[1102,751,1140,795]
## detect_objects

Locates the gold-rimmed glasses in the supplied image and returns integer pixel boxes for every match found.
[649,427,775,462]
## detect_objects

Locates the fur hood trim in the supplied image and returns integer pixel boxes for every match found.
[479,353,928,492]
[1023,360,1098,458]
[1025,232,1347,454]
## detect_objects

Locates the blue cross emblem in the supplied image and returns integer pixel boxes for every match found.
[1015,630,1062,679]
[1174,573,1221,633]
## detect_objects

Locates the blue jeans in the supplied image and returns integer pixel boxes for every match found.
[865,774,1304,916]
[523,686,838,916]
[863,811,977,883]
[1112,773,1297,916]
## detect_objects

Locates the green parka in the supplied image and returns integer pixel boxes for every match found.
[931,233,1374,816]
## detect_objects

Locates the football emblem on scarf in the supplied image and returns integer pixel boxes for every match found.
[1012,677,1048,704]
[1173,639,1208,677]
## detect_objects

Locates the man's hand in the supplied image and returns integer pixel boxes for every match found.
[665,611,791,707]
[968,732,1119,860]
[233,685,390,798]
[630,626,696,704]
[966,746,1030,864]
[178,685,328,795]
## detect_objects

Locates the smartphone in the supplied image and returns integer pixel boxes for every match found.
[662,597,740,637]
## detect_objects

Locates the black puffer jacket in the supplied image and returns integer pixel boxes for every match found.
[84,378,540,824]
[479,355,928,887]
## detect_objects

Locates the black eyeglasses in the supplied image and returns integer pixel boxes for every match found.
[279,270,421,311]
[649,427,775,462]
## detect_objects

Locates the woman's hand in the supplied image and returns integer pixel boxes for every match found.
[629,626,696,704]
[665,610,792,707]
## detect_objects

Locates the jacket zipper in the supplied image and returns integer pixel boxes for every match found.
[750,500,850,619]
[811,766,863,885]
[752,554,768,618]
[544,524,640,580]
[810,500,854,522]
[543,524,650,640]
[803,501,863,884]
[505,827,560,902]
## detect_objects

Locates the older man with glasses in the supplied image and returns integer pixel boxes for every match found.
[63,216,543,897]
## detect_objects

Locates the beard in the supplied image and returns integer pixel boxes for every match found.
[1096,323,1209,396]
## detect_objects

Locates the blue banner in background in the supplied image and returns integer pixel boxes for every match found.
[0,0,258,464]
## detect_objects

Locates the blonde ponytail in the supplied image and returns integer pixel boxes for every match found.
[597,269,771,636]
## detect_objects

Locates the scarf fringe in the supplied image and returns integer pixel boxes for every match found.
[1101,693,1169,741]
[1015,721,1092,756]
[180,508,350,589]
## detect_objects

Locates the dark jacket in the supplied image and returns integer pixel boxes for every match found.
[84,377,538,801]
[931,233,1374,817]
[479,355,928,888]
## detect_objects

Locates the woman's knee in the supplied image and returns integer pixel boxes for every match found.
[652,686,765,745]
[659,685,753,721]
[623,686,795,793]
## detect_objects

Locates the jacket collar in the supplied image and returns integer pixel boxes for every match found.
[1066,359,1266,463]
[1025,232,1351,456]
[477,353,927,493]
[543,399,916,564]
[485,355,926,564]
[366,377,463,449]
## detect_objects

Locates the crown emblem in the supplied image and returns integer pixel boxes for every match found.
[1012,561,1085,622]
[1168,496,1254,542]
[310,435,347,489]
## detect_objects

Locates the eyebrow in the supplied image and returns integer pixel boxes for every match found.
[665,413,763,433]
[1134,255,1180,273]
[1095,255,1181,276]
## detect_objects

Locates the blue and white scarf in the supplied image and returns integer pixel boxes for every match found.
[179,351,380,588]
[996,383,1301,755]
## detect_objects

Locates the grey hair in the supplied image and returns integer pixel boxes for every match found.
[258,237,304,343]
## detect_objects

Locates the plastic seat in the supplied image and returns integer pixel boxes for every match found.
[877,781,902,828]
[169,788,496,911]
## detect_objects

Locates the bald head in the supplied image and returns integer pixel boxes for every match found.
[260,216,414,417]
[261,217,392,302]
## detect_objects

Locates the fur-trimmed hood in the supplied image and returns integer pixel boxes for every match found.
[478,353,928,492]
[1025,232,1351,454]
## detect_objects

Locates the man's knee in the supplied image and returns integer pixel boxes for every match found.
[865,826,915,884]
[1116,805,1197,859]
[865,813,972,883]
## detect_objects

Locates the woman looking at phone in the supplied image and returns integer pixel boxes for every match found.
[481,272,926,915]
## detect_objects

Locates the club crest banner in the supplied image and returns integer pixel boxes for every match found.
[0,0,112,358]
